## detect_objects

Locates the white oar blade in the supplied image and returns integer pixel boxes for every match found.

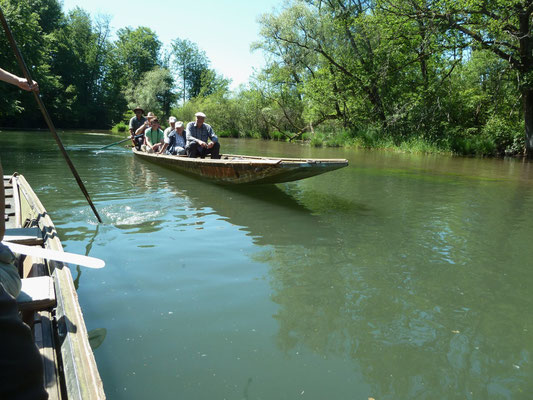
[2,241,105,269]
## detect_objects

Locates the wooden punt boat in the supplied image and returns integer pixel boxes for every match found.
[3,174,105,399]
[132,148,349,184]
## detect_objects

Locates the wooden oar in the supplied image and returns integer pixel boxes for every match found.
[0,7,102,223]
[3,241,105,269]
[96,132,144,153]
[97,136,132,152]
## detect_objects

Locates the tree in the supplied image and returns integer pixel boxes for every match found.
[254,0,399,137]
[171,38,209,103]
[49,8,115,127]
[198,69,231,98]
[0,0,62,127]
[115,26,162,83]
[124,67,176,119]
[380,0,533,155]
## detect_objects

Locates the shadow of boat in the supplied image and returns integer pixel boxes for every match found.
[130,157,336,247]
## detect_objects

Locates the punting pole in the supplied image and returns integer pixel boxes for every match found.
[0,7,103,223]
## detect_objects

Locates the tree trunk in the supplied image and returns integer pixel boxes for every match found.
[524,87,533,157]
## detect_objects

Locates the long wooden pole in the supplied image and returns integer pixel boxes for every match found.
[96,132,144,152]
[97,136,132,152]
[0,7,102,223]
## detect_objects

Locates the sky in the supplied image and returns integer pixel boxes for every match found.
[60,0,283,89]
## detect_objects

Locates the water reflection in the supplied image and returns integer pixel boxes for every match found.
[4,132,533,398]
[88,328,107,350]
[255,166,533,399]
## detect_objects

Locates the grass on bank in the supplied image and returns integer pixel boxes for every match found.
[304,119,525,157]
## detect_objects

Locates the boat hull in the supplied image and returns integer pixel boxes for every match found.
[3,174,105,399]
[132,149,348,184]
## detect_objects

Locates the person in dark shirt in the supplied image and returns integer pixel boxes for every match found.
[185,112,221,159]
[128,106,147,150]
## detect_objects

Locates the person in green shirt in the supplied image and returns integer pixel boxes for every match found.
[141,117,165,153]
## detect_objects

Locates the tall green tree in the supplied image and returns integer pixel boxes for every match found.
[0,0,62,127]
[171,38,209,103]
[115,26,161,84]
[49,8,115,127]
[124,67,176,120]
[255,0,401,136]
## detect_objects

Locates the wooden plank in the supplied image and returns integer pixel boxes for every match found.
[34,311,62,400]
[4,227,44,245]
[17,276,56,311]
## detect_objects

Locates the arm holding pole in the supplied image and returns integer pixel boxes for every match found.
[0,7,102,223]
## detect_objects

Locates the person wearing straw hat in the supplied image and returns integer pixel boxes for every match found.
[134,112,158,150]
[185,112,221,159]
[129,106,146,149]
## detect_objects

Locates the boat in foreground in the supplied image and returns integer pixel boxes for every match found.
[3,174,105,399]
[132,148,349,184]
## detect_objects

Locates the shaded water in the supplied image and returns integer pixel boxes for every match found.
[1,131,533,399]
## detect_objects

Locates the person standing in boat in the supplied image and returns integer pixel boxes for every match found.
[0,68,48,400]
[186,112,221,159]
[128,106,147,150]
[160,121,187,155]
[142,116,165,153]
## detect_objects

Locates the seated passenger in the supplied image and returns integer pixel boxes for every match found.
[164,116,177,142]
[134,111,157,148]
[160,121,186,155]
[141,117,164,153]
[185,112,221,159]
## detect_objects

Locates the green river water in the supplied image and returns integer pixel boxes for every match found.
[1,130,533,399]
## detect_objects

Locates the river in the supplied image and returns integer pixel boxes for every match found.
[2,131,533,399]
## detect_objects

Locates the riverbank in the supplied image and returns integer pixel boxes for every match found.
[215,126,525,158]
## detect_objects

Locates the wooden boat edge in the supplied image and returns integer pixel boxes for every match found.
[132,148,349,184]
[7,174,105,399]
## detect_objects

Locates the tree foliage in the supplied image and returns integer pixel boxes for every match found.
[124,67,176,120]
[170,38,209,103]
[0,0,530,156]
